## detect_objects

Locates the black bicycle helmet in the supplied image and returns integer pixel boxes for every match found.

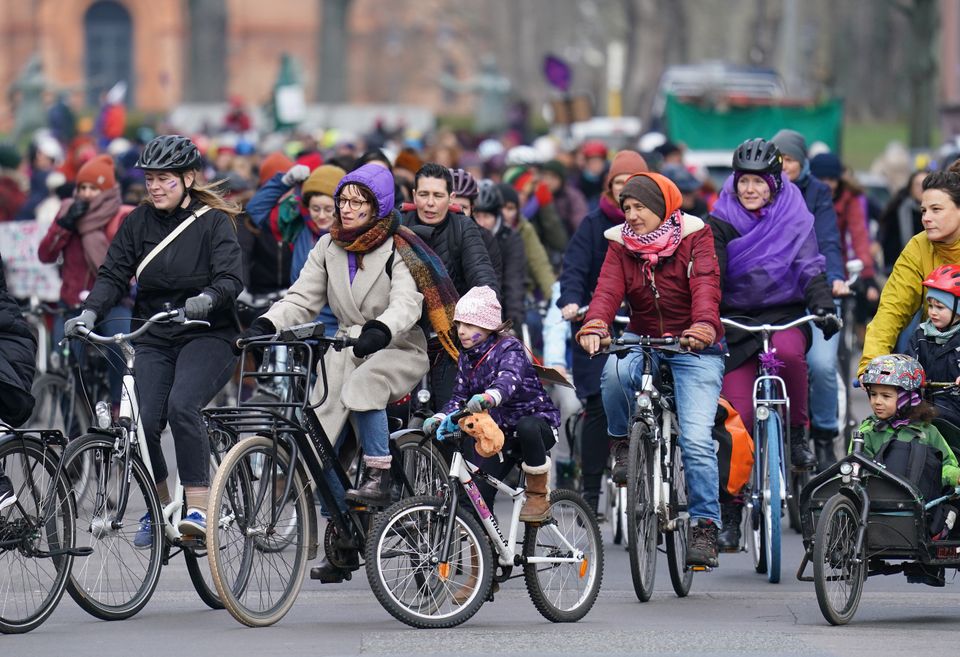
[135,135,202,171]
[473,180,503,215]
[450,168,479,200]
[732,138,782,176]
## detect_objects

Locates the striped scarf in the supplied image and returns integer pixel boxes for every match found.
[331,212,460,360]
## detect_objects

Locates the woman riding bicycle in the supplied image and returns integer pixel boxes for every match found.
[237,163,458,583]
[64,135,244,541]
[704,138,838,549]
[577,171,725,567]
[861,160,960,370]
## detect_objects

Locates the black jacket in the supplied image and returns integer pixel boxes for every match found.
[908,327,960,427]
[237,213,292,294]
[400,210,499,297]
[494,222,527,328]
[84,200,244,345]
[0,256,37,426]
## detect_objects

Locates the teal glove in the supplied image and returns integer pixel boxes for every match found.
[437,414,459,441]
[423,416,442,438]
[466,393,496,413]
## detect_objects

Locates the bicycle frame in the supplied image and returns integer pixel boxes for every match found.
[439,448,585,569]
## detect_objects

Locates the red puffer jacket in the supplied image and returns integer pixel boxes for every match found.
[585,215,724,342]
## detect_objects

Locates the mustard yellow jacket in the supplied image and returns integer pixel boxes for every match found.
[860,232,960,373]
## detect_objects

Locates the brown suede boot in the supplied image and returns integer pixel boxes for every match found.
[520,458,552,524]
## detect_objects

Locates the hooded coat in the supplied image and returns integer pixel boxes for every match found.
[0,257,37,426]
[261,165,428,443]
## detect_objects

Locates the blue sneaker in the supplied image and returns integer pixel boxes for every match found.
[133,512,153,550]
[178,509,206,537]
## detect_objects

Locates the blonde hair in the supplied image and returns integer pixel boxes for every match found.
[142,172,241,225]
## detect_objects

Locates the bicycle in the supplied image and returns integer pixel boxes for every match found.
[366,407,603,628]
[60,308,228,620]
[0,422,89,633]
[596,334,700,601]
[720,313,834,583]
[835,258,864,448]
[204,321,448,627]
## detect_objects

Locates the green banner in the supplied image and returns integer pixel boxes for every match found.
[664,95,844,152]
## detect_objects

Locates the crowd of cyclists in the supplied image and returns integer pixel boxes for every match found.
[4,104,960,626]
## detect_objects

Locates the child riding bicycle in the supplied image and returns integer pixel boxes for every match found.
[424,285,560,524]
[576,171,725,567]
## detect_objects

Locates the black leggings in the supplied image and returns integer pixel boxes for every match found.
[135,338,237,487]
[580,393,610,496]
[470,415,556,509]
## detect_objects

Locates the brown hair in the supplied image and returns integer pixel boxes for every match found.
[921,159,960,207]
[907,400,938,424]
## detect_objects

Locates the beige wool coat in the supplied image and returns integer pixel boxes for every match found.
[262,234,429,442]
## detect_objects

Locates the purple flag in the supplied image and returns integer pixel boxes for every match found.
[543,55,572,92]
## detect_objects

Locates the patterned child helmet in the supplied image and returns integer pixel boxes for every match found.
[861,354,925,391]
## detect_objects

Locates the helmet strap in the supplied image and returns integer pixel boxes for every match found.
[177,172,191,209]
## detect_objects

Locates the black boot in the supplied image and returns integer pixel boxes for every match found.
[717,502,742,552]
[345,466,393,507]
[789,426,817,470]
[610,438,629,485]
[686,519,719,567]
[310,552,359,583]
[582,490,601,519]
[810,427,837,472]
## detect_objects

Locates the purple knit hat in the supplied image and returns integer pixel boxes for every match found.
[335,163,395,218]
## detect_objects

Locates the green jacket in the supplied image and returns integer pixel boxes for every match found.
[853,416,960,487]
[517,220,555,297]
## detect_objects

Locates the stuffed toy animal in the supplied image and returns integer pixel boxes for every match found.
[458,411,505,458]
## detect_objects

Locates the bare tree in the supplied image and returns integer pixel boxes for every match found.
[892,0,939,148]
[317,0,351,102]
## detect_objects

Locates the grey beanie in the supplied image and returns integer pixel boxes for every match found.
[771,129,808,165]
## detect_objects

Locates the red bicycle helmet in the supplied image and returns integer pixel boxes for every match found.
[922,264,960,316]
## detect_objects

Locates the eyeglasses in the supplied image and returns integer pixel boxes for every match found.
[337,196,368,211]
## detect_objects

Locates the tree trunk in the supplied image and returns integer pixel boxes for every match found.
[317,0,351,102]
[906,0,939,148]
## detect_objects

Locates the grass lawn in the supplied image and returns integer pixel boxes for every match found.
[842,121,940,171]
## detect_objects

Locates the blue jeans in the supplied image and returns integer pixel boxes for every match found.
[54,305,131,407]
[319,409,390,516]
[806,317,840,432]
[600,338,724,525]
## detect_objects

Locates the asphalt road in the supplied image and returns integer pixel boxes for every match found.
[12,374,959,657]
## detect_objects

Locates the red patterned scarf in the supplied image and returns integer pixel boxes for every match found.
[620,211,684,277]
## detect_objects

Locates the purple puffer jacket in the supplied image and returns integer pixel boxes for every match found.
[443,334,560,430]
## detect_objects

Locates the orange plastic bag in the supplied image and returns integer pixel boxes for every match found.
[713,396,755,501]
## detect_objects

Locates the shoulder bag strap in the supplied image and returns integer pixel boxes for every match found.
[136,205,211,280]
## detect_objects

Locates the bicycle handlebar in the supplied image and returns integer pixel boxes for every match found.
[238,320,359,352]
[720,314,829,334]
[73,308,208,344]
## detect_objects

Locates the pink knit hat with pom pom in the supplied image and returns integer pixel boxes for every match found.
[454,286,503,331]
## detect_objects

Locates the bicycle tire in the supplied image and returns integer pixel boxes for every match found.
[367,495,493,629]
[626,421,657,602]
[207,435,308,627]
[813,494,865,625]
[27,373,92,439]
[665,440,693,597]
[0,437,76,634]
[393,433,449,498]
[764,412,783,584]
[64,434,164,620]
[524,489,603,622]
[610,485,626,545]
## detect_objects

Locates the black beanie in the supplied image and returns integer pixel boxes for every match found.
[497,182,520,207]
[620,175,666,220]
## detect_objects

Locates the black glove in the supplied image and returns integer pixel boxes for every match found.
[57,200,89,232]
[184,293,214,320]
[233,317,276,356]
[353,320,392,358]
[813,307,841,341]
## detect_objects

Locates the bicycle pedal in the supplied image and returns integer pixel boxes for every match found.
[178,535,205,548]
[688,565,713,572]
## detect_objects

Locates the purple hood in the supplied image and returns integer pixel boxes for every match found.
[335,164,395,218]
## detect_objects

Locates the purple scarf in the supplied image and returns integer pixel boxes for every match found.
[711,173,825,309]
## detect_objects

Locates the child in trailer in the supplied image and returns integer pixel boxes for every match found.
[424,285,560,523]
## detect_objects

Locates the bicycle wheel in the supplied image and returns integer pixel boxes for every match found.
[367,495,493,629]
[813,494,865,625]
[63,434,163,620]
[626,423,657,602]
[182,427,234,611]
[788,468,810,533]
[0,437,76,634]
[207,435,308,627]
[393,433,449,498]
[665,440,693,597]
[524,489,603,622]
[763,413,783,583]
[27,373,91,438]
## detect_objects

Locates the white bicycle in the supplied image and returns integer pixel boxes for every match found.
[61,308,228,619]
[366,408,604,628]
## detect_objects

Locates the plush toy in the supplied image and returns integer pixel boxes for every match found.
[458,411,505,458]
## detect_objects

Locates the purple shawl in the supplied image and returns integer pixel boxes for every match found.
[711,173,825,309]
